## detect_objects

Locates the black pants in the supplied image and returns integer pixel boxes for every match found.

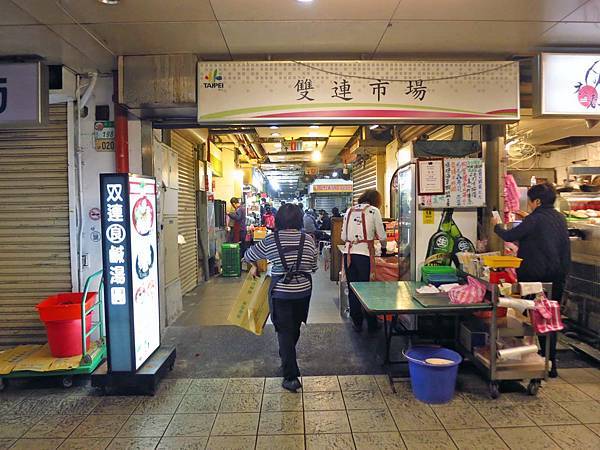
[344,254,378,330]
[271,296,310,381]
[538,279,565,364]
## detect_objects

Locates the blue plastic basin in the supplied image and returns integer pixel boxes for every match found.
[404,346,462,404]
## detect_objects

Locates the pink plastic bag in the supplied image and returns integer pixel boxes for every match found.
[531,294,564,334]
[448,276,487,304]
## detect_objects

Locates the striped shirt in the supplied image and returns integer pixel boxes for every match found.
[244,230,318,299]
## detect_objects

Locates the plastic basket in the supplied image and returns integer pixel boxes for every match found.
[222,243,241,277]
[482,256,523,269]
[421,265,457,283]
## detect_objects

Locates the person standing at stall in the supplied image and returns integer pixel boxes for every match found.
[342,189,387,333]
[303,208,318,242]
[228,197,247,254]
[492,182,570,378]
[244,204,318,392]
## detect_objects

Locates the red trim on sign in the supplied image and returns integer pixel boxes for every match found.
[255,109,511,119]
[486,108,518,115]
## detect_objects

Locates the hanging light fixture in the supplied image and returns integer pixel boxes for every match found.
[311,150,322,162]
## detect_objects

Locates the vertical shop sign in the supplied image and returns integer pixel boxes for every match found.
[101,174,160,372]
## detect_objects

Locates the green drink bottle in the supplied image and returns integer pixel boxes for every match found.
[425,209,455,266]
[450,220,476,266]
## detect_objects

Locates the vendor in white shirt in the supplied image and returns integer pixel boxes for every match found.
[341,189,387,333]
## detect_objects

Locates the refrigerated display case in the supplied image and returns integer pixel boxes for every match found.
[558,188,600,342]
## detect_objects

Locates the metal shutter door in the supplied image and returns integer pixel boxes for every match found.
[0,104,72,345]
[352,157,378,204]
[171,132,198,294]
[314,195,349,212]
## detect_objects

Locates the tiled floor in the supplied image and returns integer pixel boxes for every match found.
[175,266,342,327]
[1,368,599,449]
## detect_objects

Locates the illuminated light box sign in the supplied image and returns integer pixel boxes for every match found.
[535,53,600,117]
[100,174,160,372]
[309,180,353,194]
[198,60,519,123]
[0,62,48,127]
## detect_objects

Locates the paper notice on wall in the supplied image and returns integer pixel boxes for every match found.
[419,158,485,208]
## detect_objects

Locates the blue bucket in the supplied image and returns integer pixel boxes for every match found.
[404,346,462,404]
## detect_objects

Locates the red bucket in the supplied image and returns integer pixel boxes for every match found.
[37,293,96,358]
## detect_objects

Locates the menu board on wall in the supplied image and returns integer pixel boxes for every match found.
[101,173,160,373]
[418,158,485,208]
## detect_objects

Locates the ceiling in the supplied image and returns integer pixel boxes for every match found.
[2,0,600,73]
[213,125,358,194]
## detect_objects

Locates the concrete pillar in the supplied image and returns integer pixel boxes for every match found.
[483,124,506,252]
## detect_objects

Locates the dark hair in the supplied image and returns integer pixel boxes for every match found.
[527,182,556,206]
[230,197,240,205]
[358,189,382,208]
[264,205,272,214]
[332,207,340,216]
[275,204,303,230]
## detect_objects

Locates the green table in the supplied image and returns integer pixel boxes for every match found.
[350,281,492,314]
[349,281,493,382]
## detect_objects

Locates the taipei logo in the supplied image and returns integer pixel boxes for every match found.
[574,60,600,109]
[203,69,224,89]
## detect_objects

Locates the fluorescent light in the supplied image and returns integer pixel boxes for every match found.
[369,125,379,130]
[297,0,313,2]
[309,125,319,129]
[270,132,280,137]
[269,125,279,130]
[311,150,322,162]
[98,0,120,4]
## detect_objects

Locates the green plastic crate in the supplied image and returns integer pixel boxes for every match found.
[421,265,456,283]
[221,243,241,277]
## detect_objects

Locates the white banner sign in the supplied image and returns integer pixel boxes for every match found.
[0,62,48,127]
[198,61,519,123]
[535,53,600,117]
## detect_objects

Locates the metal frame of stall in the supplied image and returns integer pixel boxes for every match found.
[457,279,550,398]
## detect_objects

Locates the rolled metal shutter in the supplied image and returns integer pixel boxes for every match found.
[0,104,72,345]
[314,195,349,212]
[352,156,378,205]
[171,132,198,294]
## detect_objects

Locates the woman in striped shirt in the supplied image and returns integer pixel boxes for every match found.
[244,204,318,392]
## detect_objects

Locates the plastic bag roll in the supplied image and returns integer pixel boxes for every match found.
[497,345,539,361]
[498,297,535,314]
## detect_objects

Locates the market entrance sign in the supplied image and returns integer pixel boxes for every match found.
[197,61,519,123]
[0,62,48,127]
[534,53,600,117]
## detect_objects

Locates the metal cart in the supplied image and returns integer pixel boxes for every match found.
[458,279,550,399]
[0,270,107,390]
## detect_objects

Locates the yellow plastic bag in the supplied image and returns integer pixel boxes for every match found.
[227,272,271,335]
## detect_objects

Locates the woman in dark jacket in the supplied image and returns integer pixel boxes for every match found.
[493,183,570,377]
[244,204,318,392]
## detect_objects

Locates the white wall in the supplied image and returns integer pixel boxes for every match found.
[515,142,600,183]
[75,76,143,287]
